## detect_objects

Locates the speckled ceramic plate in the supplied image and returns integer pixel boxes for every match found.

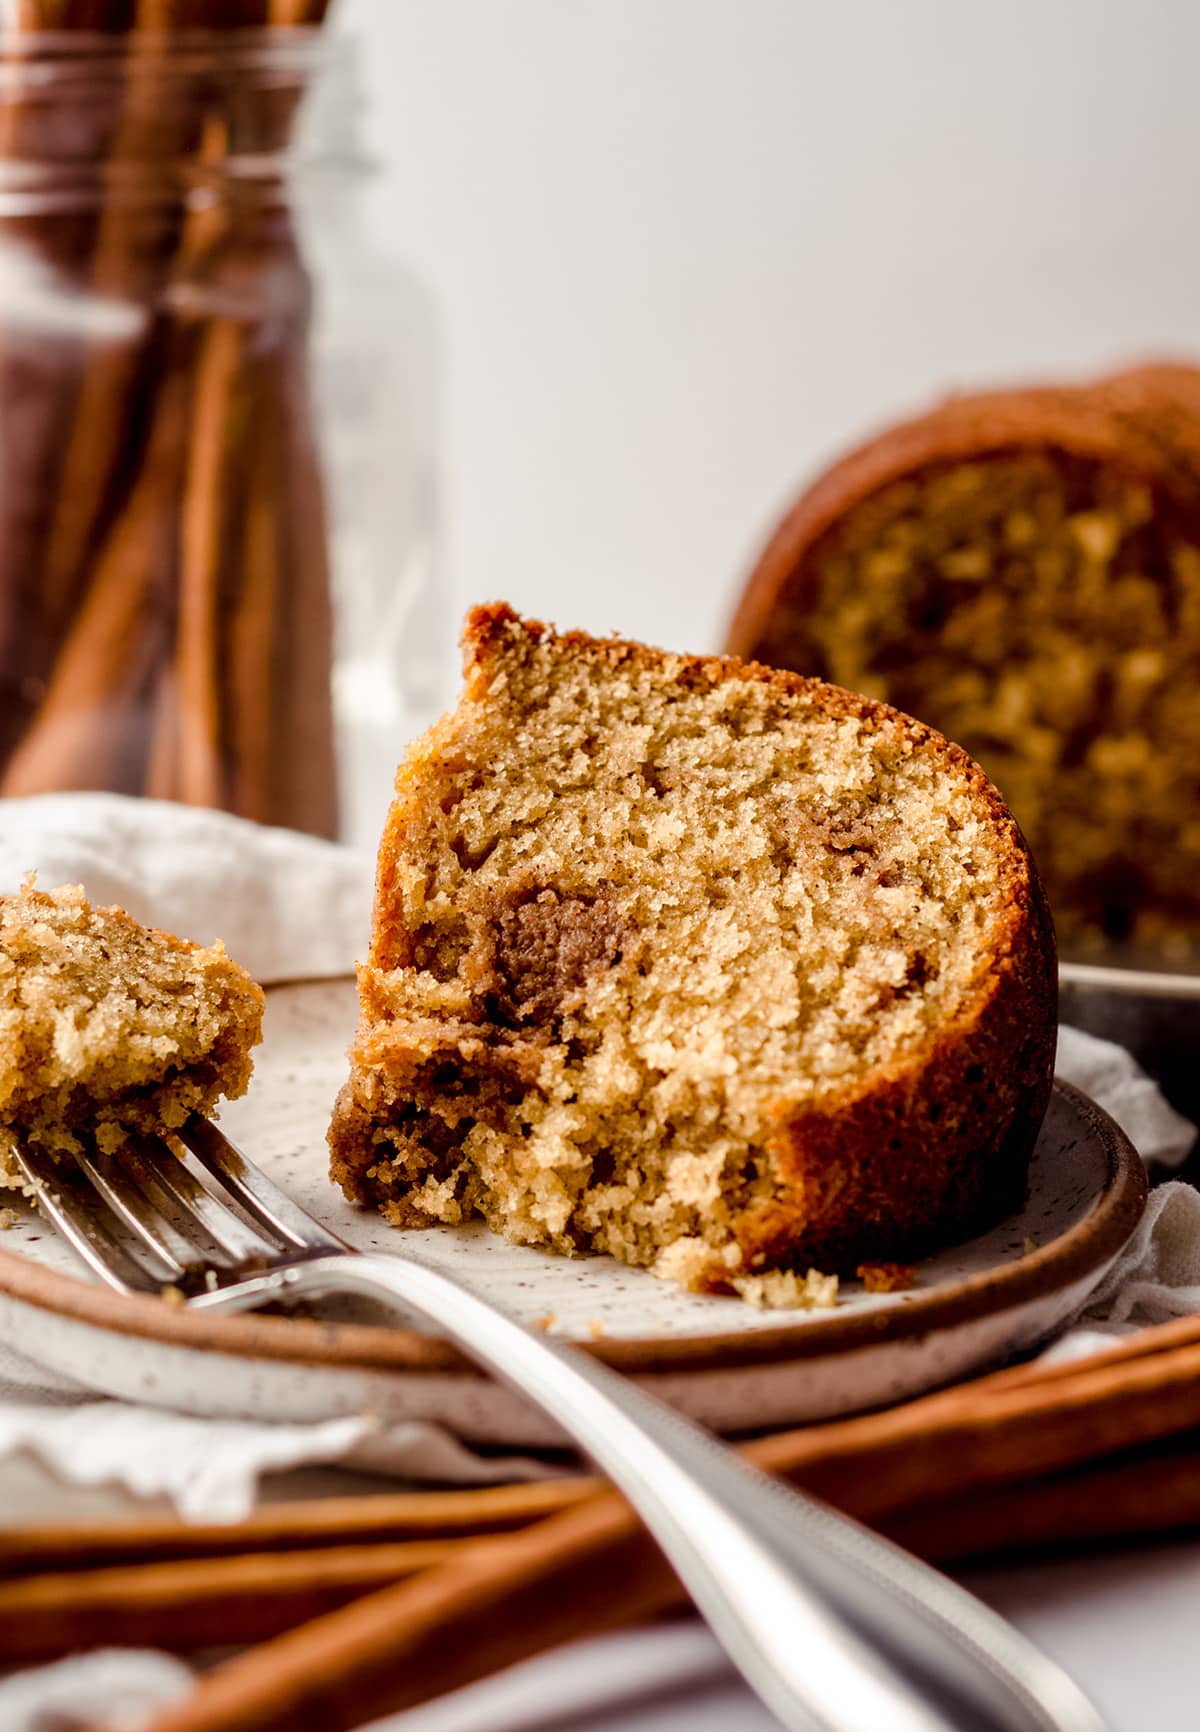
[0,981,1147,1446]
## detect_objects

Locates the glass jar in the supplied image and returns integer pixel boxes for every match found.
[0,27,444,851]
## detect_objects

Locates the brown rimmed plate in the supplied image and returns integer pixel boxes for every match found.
[0,982,1147,1447]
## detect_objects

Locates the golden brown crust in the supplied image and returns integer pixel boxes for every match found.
[331,605,1057,1287]
[720,872,1055,1279]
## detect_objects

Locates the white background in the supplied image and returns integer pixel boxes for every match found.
[341,0,1200,657]
[323,19,1200,1726]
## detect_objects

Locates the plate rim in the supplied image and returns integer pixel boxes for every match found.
[0,1078,1147,1378]
[1060,957,1200,1001]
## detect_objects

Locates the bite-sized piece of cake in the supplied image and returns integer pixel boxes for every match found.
[728,361,1200,954]
[0,880,264,1183]
[329,604,1055,1293]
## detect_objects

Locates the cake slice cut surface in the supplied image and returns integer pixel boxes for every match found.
[329,605,1056,1294]
[0,880,265,1183]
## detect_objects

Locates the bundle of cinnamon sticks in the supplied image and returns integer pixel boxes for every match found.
[0,0,338,835]
[5,1311,1200,1731]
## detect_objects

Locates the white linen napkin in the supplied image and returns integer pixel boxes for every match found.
[0,790,1194,1523]
[0,791,373,985]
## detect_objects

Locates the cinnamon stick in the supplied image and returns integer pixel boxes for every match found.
[181,182,337,831]
[0,1538,468,1663]
[0,349,196,795]
[175,314,244,808]
[0,1,230,776]
[268,0,331,23]
[16,1436,1200,1672]
[0,1480,594,1577]
[157,39,338,830]
[0,15,120,759]
[141,1330,1200,1732]
[225,375,283,819]
[0,4,341,834]
[889,1437,1200,1566]
[34,16,211,633]
[145,1507,659,1732]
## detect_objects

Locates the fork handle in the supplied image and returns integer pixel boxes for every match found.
[238,1253,1106,1732]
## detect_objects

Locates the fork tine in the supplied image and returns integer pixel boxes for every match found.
[129,1137,277,1265]
[180,1116,346,1254]
[12,1141,175,1296]
[73,1145,199,1280]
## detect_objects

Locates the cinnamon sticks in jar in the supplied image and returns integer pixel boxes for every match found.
[0,4,338,834]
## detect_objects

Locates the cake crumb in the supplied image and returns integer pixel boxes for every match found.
[587,1317,607,1339]
[0,1207,20,1230]
[533,1313,557,1332]
[730,1268,839,1311]
[856,1261,914,1293]
[160,1284,185,1308]
[0,880,263,1189]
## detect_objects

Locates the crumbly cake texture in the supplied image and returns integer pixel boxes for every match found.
[329,604,1056,1293]
[728,362,1200,953]
[0,881,264,1184]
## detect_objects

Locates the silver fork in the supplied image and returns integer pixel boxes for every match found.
[16,1118,1108,1732]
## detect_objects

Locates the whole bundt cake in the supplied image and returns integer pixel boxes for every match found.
[729,361,1200,955]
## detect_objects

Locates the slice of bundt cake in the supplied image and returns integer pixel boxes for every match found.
[0,880,264,1182]
[329,604,1056,1294]
[728,361,1200,954]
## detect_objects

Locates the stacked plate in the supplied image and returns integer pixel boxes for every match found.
[0,980,1146,1447]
